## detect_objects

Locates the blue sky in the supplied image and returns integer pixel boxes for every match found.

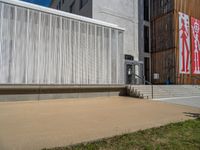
[22,0,51,7]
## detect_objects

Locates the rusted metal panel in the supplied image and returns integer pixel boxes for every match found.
[151,49,176,84]
[151,12,175,52]
[150,0,176,84]
[151,0,200,84]
[174,0,200,84]
[151,0,174,21]
[174,0,200,19]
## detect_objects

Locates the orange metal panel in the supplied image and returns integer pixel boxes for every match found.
[151,0,200,84]
[174,0,200,84]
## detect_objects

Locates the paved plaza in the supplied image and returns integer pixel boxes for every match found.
[156,96,200,108]
[0,96,199,150]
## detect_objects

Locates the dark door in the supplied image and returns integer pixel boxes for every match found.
[126,64,133,84]
[144,57,150,82]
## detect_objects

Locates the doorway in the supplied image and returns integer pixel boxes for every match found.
[144,57,150,82]
[125,60,144,84]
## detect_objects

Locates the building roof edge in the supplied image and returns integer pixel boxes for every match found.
[0,0,125,31]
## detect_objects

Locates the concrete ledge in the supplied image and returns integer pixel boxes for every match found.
[0,85,127,101]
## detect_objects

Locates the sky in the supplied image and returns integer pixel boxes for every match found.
[22,0,51,7]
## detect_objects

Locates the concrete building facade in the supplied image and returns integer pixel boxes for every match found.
[51,0,151,82]
[51,0,93,18]
[0,0,125,85]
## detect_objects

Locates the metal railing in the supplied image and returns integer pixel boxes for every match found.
[132,73,154,99]
[130,75,200,99]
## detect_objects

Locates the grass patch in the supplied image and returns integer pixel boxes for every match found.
[44,118,200,150]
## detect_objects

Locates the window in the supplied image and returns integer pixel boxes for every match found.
[144,0,149,21]
[70,1,75,13]
[62,0,65,5]
[160,0,169,8]
[160,0,164,7]
[160,0,170,14]
[57,1,61,10]
[144,26,149,53]
[80,0,88,9]
[144,57,150,82]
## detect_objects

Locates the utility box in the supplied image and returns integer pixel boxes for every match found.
[153,73,160,80]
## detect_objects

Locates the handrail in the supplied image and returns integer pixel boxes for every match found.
[132,73,154,99]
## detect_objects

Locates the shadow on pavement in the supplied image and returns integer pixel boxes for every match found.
[183,112,200,119]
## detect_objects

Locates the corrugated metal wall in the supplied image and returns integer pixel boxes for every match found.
[151,0,175,84]
[0,2,124,85]
[151,49,176,84]
[151,12,175,52]
[151,0,200,84]
[151,0,174,20]
[174,0,200,84]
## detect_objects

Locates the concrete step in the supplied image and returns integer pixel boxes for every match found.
[128,85,200,99]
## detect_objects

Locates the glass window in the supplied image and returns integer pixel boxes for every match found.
[80,0,88,9]
[160,0,164,7]
[144,26,149,53]
[70,1,75,13]
[144,0,149,21]
[144,57,150,82]
[57,1,61,10]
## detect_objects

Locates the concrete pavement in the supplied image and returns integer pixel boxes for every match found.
[0,96,199,150]
[155,96,200,108]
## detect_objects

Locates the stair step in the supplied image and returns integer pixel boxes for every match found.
[128,85,200,99]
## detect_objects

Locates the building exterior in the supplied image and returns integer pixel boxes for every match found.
[51,0,151,83]
[151,0,200,84]
[0,0,124,85]
[51,0,200,85]
[51,0,92,18]
[2,0,199,86]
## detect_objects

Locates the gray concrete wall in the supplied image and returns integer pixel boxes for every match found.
[138,0,151,81]
[92,0,139,60]
[138,0,150,61]
[0,85,127,101]
[51,0,148,62]
[50,0,151,80]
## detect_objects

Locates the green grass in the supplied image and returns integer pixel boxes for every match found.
[44,118,200,150]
